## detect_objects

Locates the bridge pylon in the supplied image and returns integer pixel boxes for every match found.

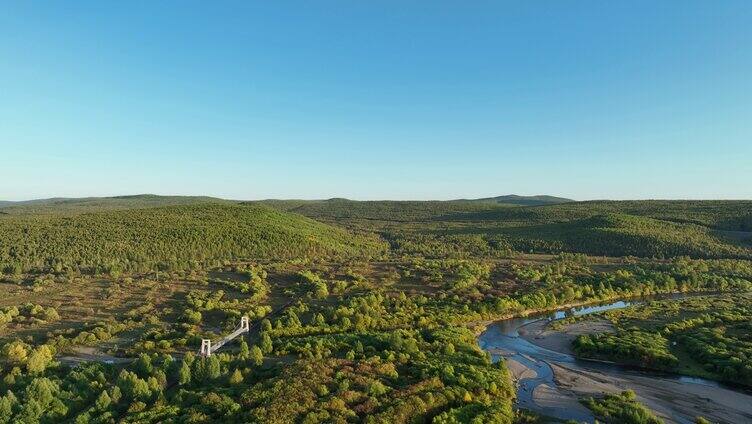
[198,316,251,356]
[240,316,250,332]
[200,339,212,357]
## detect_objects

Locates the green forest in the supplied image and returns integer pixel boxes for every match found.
[581,390,664,424]
[0,203,386,274]
[0,196,750,423]
[256,198,752,259]
[573,293,752,386]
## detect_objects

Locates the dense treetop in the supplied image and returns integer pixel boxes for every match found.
[257,198,752,260]
[574,293,752,387]
[0,203,386,273]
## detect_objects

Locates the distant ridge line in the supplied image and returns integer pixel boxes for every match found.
[458,194,575,206]
[6,195,752,205]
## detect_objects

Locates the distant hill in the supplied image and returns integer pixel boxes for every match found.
[441,200,752,232]
[255,198,751,259]
[0,194,232,214]
[254,199,510,222]
[486,213,751,259]
[464,194,574,206]
[3,194,750,261]
[437,200,752,258]
[1,193,572,213]
[0,203,386,273]
[253,195,573,222]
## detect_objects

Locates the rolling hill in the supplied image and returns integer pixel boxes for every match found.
[257,198,752,259]
[2,195,750,262]
[255,199,510,222]
[440,200,752,232]
[0,203,387,273]
[0,194,232,215]
[488,213,751,259]
[462,194,574,206]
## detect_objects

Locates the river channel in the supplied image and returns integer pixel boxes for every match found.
[477,295,752,423]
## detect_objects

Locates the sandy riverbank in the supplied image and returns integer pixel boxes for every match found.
[514,318,752,423]
[506,357,538,381]
[517,317,615,355]
[549,360,752,424]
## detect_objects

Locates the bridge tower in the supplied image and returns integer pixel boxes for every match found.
[198,316,251,356]
[200,339,212,356]
[240,316,250,332]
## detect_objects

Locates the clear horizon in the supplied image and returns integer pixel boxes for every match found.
[4,193,752,203]
[2,2,751,201]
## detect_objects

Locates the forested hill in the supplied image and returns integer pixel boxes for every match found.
[0,203,387,274]
[2,195,750,263]
[0,194,232,215]
[442,200,752,232]
[258,198,751,231]
[461,194,574,205]
[255,199,510,221]
[255,194,574,220]
[257,199,752,260]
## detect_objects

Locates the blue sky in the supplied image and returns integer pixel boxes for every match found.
[1,1,750,201]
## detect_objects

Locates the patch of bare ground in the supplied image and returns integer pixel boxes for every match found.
[58,346,133,366]
[532,382,591,415]
[506,358,538,381]
[551,361,752,424]
[518,318,615,355]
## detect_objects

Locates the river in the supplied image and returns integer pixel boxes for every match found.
[477,295,752,424]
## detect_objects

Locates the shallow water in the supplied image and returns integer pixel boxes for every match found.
[477,294,734,423]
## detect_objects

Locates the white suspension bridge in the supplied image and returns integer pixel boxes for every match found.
[198,298,295,357]
[199,316,250,356]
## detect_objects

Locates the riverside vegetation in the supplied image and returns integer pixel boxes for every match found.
[0,195,750,423]
[573,292,752,387]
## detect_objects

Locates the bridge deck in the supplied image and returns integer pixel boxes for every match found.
[209,327,247,353]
